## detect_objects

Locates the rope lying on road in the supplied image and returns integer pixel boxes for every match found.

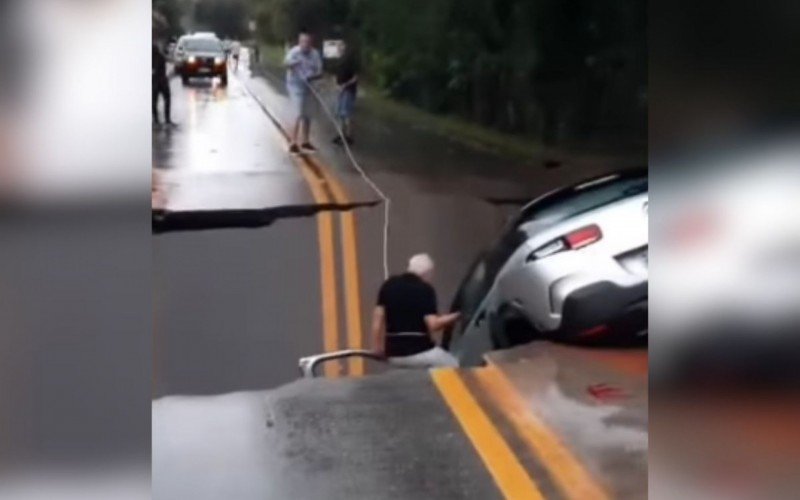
[301,75,392,280]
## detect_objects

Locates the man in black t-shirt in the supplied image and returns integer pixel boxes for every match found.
[152,39,173,126]
[332,42,359,146]
[371,254,461,368]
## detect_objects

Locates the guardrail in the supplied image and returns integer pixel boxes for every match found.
[298,350,387,378]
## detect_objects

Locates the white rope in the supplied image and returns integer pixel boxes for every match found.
[301,74,392,279]
[244,53,393,279]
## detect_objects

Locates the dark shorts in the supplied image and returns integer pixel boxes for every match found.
[336,89,356,119]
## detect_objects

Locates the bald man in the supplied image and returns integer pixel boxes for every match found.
[371,254,461,368]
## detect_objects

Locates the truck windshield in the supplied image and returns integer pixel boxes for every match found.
[183,39,223,52]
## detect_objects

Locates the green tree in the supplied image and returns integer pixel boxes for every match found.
[246,0,646,146]
[194,0,250,39]
[153,0,188,37]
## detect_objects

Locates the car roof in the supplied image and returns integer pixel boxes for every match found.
[179,35,224,48]
[517,167,646,219]
[178,33,219,41]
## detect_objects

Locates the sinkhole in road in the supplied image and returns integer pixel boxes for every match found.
[152,201,380,233]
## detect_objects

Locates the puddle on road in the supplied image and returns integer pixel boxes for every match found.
[153,370,498,500]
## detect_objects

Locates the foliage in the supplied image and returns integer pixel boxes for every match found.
[153,0,187,37]
[193,0,251,39]
[252,0,645,145]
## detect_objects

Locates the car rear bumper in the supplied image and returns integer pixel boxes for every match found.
[556,280,647,338]
[179,63,226,77]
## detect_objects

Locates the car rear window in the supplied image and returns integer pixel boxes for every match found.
[183,38,222,52]
[517,172,647,228]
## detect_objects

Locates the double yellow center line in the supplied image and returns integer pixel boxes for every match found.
[432,369,545,499]
[241,76,367,378]
[432,367,609,500]
[247,78,606,499]
[293,155,366,378]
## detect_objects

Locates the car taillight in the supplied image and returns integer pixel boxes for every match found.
[565,225,602,249]
[527,224,603,262]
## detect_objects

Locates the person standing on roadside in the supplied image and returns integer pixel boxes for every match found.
[371,254,461,368]
[333,41,359,146]
[284,29,323,155]
[230,40,242,72]
[152,37,173,127]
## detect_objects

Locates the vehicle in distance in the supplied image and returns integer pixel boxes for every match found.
[174,34,228,86]
[323,39,344,59]
[449,169,648,365]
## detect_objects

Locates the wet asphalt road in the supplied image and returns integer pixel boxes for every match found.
[152,343,648,499]
[151,57,500,396]
[152,372,503,500]
[153,62,325,396]
[152,53,627,397]
[151,53,648,499]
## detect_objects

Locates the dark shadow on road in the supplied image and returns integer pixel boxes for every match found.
[152,201,380,233]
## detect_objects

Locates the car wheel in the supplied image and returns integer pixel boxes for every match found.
[490,304,538,349]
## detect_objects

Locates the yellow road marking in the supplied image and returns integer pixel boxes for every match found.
[317,167,364,377]
[316,211,342,378]
[339,211,365,376]
[293,159,342,378]
[245,78,364,378]
[474,365,609,500]
[431,369,544,500]
[316,164,366,377]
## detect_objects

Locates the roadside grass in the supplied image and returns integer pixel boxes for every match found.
[359,89,547,160]
[255,44,545,161]
[260,44,285,68]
